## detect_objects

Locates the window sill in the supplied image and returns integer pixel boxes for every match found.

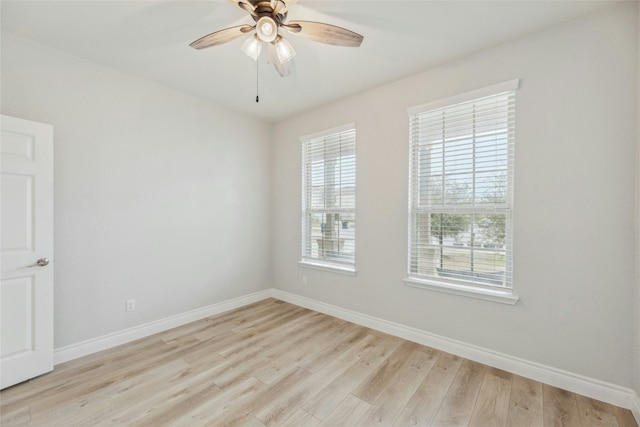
[403,277,519,305]
[299,260,357,276]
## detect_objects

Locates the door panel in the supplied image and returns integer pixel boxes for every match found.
[2,174,34,251]
[1,129,34,160]
[1,276,34,356]
[1,115,54,390]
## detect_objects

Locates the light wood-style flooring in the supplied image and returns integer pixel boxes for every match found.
[1,298,636,426]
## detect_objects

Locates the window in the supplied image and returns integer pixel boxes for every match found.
[301,124,356,274]
[406,80,518,303]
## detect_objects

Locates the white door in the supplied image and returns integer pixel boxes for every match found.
[1,115,54,389]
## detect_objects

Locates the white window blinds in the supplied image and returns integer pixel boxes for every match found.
[301,125,356,270]
[408,81,517,289]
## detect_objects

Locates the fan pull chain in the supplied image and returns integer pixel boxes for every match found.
[255,57,259,103]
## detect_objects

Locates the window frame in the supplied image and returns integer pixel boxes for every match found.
[404,80,519,304]
[299,123,357,275]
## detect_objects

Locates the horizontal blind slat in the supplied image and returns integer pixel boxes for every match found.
[302,126,357,266]
[408,89,515,289]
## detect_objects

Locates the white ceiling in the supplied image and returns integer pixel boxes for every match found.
[1,1,617,122]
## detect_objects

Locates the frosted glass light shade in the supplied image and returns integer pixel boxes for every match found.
[274,36,296,63]
[241,35,262,61]
[256,16,277,43]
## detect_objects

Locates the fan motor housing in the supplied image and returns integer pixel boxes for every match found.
[253,1,275,14]
[251,0,286,22]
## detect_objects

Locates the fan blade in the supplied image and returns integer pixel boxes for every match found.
[229,0,257,17]
[189,25,254,49]
[268,42,292,77]
[285,0,298,10]
[286,21,363,47]
[273,0,286,15]
[238,1,258,17]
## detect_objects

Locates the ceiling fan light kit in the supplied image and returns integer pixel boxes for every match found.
[273,36,295,63]
[256,16,278,43]
[241,34,263,61]
[189,0,364,78]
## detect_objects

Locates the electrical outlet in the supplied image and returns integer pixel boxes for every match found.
[126,299,136,312]
[302,276,308,285]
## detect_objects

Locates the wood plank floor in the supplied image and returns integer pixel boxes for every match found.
[1,298,636,426]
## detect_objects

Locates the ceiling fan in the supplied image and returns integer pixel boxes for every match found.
[189,0,364,78]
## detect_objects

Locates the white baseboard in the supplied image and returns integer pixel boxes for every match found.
[271,289,636,411]
[53,287,636,414]
[54,290,272,365]
[632,391,640,425]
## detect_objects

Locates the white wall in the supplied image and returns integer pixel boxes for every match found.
[1,35,272,348]
[1,1,638,398]
[272,3,638,388]
[635,0,640,406]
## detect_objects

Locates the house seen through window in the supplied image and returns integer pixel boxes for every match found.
[408,81,517,291]
[301,125,356,272]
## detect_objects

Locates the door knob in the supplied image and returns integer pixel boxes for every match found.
[28,258,49,267]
